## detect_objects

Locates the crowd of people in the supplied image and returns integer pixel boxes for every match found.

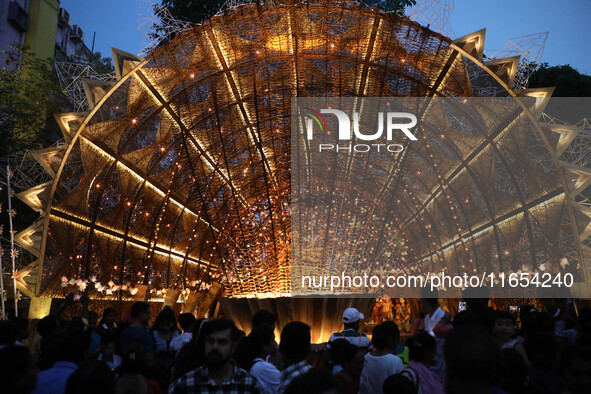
[0,294,590,394]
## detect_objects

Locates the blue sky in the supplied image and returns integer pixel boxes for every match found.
[60,0,591,74]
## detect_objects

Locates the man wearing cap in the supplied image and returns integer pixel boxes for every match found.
[327,308,372,352]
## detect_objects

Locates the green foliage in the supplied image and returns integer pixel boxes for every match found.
[150,0,416,45]
[157,0,225,23]
[74,49,115,75]
[528,63,591,124]
[529,63,591,97]
[364,0,417,11]
[0,45,68,155]
[151,0,224,45]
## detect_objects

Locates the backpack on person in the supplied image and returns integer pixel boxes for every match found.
[399,367,421,394]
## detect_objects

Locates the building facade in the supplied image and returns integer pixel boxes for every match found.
[1,0,91,66]
[0,0,30,67]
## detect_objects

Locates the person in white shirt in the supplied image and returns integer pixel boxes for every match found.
[251,310,279,366]
[420,295,445,381]
[171,312,196,355]
[97,337,122,372]
[278,322,312,394]
[238,325,281,394]
[359,321,403,394]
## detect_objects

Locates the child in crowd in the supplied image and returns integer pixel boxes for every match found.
[400,330,444,394]
[98,336,122,374]
[96,307,119,341]
[328,338,349,374]
[492,310,528,365]
[335,343,364,394]
[170,313,195,355]
[359,321,403,394]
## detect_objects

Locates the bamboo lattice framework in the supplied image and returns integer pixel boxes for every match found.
[485,32,548,89]
[9,0,591,301]
[407,0,454,37]
[138,6,196,57]
[55,62,117,112]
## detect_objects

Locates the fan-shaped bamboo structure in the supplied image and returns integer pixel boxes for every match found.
[14,0,591,303]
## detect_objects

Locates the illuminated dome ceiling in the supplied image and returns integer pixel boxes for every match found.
[13,0,591,300]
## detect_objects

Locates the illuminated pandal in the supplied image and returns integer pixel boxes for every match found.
[13,0,591,315]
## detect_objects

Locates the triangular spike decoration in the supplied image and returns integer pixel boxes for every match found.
[579,245,591,283]
[164,289,181,307]
[572,202,591,242]
[452,28,486,61]
[54,113,88,143]
[581,244,591,258]
[15,260,39,298]
[560,161,591,196]
[197,282,223,318]
[14,220,45,257]
[514,87,555,119]
[30,146,66,178]
[29,297,52,319]
[571,281,591,299]
[112,48,145,80]
[133,284,151,301]
[16,281,35,298]
[548,125,581,157]
[515,87,555,98]
[16,181,52,212]
[484,55,521,87]
[81,78,116,109]
[182,290,204,313]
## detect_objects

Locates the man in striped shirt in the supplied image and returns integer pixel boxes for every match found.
[327,308,372,352]
[169,319,259,394]
[277,322,312,394]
